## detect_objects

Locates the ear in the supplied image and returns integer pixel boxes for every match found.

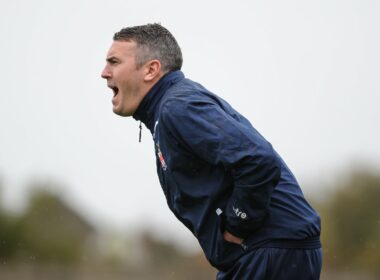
[143,59,162,82]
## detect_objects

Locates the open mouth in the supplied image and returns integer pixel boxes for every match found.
[108,85,119,97]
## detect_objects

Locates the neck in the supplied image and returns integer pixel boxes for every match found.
[140,72,165,100]
[133,70,185,132]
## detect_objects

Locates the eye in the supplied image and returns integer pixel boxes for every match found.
[107,58,120,65]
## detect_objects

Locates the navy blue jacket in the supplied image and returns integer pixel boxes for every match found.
[133,71,321,271]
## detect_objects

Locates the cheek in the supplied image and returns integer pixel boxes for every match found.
[112,65,128,80]
[119,79,133,94]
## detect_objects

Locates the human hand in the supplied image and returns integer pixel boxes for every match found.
[223,231,244,245]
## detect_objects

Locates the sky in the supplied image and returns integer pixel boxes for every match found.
[0,0,379,249]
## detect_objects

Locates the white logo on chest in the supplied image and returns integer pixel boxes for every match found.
[153,120,159,140]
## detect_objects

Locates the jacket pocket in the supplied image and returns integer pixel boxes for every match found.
[204,212,246,271]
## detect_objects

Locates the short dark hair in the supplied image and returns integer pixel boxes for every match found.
[113,23,183,73]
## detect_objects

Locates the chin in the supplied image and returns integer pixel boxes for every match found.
[113,108,133,117]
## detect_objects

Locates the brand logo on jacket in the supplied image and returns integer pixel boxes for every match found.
[156,142,167,171]
[233,206,247,219]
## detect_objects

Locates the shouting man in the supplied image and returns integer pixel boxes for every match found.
[101,23,322,279]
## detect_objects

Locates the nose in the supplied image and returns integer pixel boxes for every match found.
[101,66,111,79]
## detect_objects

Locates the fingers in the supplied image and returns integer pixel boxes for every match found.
[223,231,243,245]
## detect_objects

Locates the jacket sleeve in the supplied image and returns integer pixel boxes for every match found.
[161,97,281,239]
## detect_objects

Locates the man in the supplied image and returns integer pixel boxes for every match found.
[101,23,322,279]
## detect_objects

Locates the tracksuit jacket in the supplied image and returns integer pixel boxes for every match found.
[133,70,321,271]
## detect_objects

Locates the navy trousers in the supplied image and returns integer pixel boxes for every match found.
[216,247,322,280]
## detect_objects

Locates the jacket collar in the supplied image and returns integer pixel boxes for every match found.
[133,70,184,132]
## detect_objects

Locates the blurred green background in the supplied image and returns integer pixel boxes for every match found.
[0,166,379,279]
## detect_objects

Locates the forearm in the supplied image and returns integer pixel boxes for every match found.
[224,155,281,238]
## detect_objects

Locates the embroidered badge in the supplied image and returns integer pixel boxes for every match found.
[156,142,167,171]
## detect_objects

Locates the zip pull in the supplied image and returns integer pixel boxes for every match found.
[139,122,142,143]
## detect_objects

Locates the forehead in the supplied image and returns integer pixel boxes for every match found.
[106,40,137,58]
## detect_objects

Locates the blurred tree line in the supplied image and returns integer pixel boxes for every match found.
[0,185,95,265]
[0,167,379,279]
[318,167,380,277]
[0,182,216,279]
